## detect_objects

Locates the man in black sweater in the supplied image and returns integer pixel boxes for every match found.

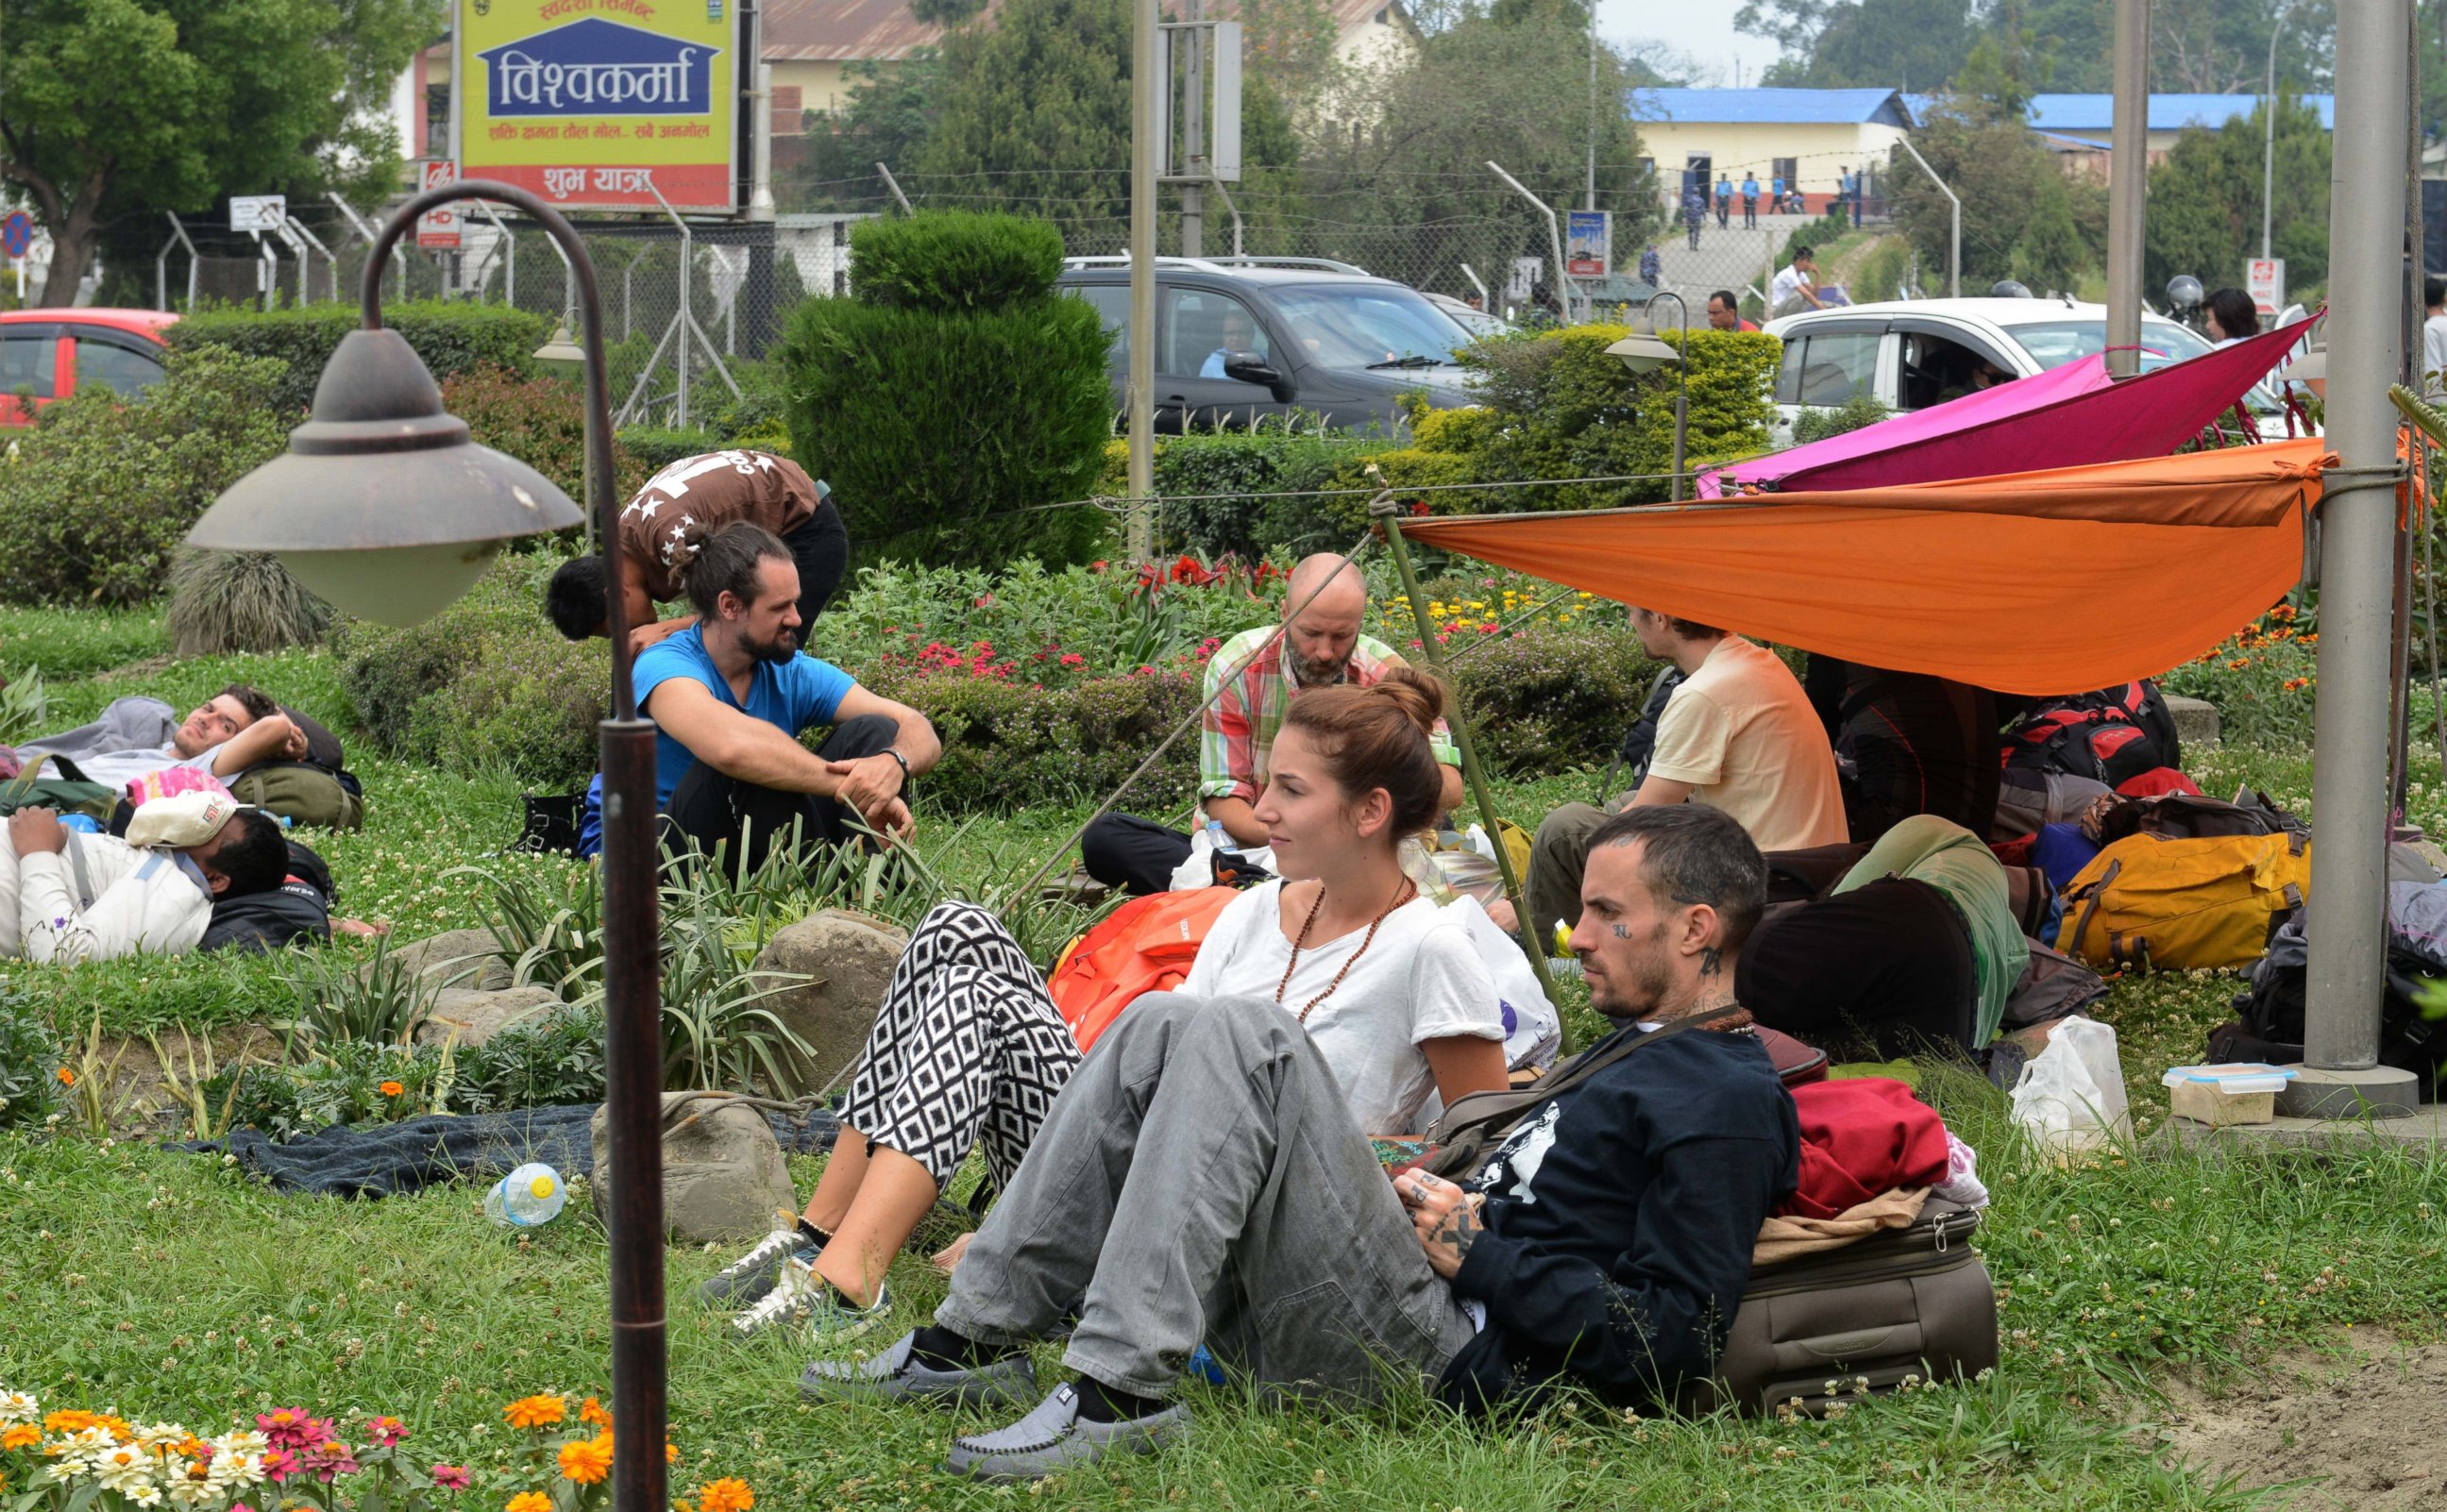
[800,805,1798,1481]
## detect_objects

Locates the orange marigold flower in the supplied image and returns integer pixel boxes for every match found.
[380,1081,406,1098]
[578,1398,611,1429]
[695,1477,753,1512]
[666,1442,679,1465]
[2,1425,39,1451]
[558,1436,613,1486]
[2227,659,2251,670]
[507,1492,552,1512]
[55,1067,72,1087]
[502,1396,567,1431]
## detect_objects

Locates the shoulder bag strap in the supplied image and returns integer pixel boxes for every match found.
[1429,1002,1746,1145]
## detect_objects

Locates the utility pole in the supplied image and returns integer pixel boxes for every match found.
[2262,0,2294,260]
[2105,0,2148,377]
[1183,0,1206,258]
[1127,0,1158,559]
[2288,0,2419,1118]
[1585,18,1599,212]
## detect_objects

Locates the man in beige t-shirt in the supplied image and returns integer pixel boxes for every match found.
[1502,611,1845,942]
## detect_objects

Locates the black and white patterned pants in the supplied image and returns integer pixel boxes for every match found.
[835,900,1083,1192]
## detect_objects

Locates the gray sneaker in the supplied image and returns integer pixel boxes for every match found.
[698,1218,815,1309]
[800,1329,1038,1409]
[944,1382,1189,1483]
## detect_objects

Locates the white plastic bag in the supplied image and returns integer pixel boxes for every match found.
[1167,827,1219,892]
[1449,895,1562,1075]
[2008,1016,2132,1153]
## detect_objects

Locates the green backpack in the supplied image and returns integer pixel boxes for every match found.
[227,762,365,832]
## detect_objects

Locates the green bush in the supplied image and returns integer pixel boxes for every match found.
[1781,210,1853,268]
[405,631,605,789]
[867,666,1204,815]
[332,553,564,754]
[0,988,64,1130]
[1296,447,1478,551]
[1456,326,1779,512]
[0,345,290,605]
[779,212,1115,570]
[1445,624,1664,778]
[167,300,550,416]
[2158,607,2318,748]
[848,210,1065,313]
[617,425,725,479]
[441,364,645,506]
[164,550,333,657]
[1152,432,1381,560]
[1790,392,1893,445]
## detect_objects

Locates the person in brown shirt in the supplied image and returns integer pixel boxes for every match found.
[546,449,851,653]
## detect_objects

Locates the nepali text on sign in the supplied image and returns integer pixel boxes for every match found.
[476,19,720,117]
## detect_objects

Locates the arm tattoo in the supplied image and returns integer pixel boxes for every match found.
[1698,944,1723,978]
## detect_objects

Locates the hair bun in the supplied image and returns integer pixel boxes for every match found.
[1369,664,1449,735]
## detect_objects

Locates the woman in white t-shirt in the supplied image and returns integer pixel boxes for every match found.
[711,667,1509,1343]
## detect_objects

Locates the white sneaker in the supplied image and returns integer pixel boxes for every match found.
[733,1255,889,1342]
[699,1214,813,1309]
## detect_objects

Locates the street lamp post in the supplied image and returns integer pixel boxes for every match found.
[186,180,674,1510]
[2263,0,2293,262]
[1608,289,1689,502]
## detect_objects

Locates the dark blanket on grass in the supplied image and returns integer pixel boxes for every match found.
[174,1104,841,1199]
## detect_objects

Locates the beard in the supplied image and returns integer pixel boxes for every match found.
[742,622,800,664]
[1287,647,1352,688]
[1587,919,1677,1021]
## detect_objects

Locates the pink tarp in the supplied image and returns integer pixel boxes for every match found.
[1697,311,2317,497]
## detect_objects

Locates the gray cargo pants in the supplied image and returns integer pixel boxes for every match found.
[934,993,1476,1402]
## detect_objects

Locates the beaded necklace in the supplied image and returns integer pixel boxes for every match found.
[1274,875,1416,1025]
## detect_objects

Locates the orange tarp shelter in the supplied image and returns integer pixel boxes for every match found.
[1401,438,2330,696]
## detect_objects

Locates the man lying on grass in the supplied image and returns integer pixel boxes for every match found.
[801,804,1800,1482]
[12,683,312,789]
[0,792,288,965]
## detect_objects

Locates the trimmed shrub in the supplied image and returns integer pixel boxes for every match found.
[1295,447,1477,553]
[167,300,550,416]
[164,550,333,657]
[0,344,289,605]
[1790,391,1892,445]
[869,666,1204,815]
[442,364,646,506]
[1153,432,1377,560]
[332,553,563,754]
[405,632,606,788]
[779,212,1114,569]
[617,425,725,479]
[1446,624,1664,778]
[1456,326,1779,512]
[848,210,1066,313]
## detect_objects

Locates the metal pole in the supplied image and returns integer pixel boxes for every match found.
[1585,17,1599,212]
[1209,176,1245,258]
[1649,291,1690,501]
[1182,0,1205,258]
[2263,1,2290,260]
[1892,137,1959,299]
[2106,0,2150,378]
[1375,497,1567,1017]
[362,176,664,1512]
[2291,0,2419,1117]
[1127,0,1159,560]
[1488,160,1569,325]
[876,162,914,214]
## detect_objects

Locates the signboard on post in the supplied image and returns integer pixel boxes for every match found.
[229,195,287,232]
[0,211,31,260]
[455,0,738,213]
[2247,257,2286,317]
[416,160,463,250]
[1565,210,1611,277]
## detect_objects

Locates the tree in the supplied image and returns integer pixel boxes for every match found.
[2143,93,2330,301]
[1888,94,2105,294]
[790,56,947,212]
[0,0,437,306]
[918,0,1137,225]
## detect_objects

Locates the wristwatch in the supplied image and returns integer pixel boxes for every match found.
[882,748,911,786]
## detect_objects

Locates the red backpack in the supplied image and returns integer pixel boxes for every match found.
[2001,680,2182,789]
[1046,887,1240,1053]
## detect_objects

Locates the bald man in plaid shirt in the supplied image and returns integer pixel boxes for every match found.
[1079,555,1461,896]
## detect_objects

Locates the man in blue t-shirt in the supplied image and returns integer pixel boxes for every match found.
[1739,174,1759,228]
[632,523,940,874]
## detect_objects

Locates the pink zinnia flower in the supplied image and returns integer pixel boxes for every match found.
[364,1418,407,1448]
[260,1450,301,1484]
[308,1440,361,1482]
[432,1465,472,1490]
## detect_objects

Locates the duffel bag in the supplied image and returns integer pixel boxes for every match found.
[227,761,365,831]
[1696,1200,1996,1416]
[2056,831,2310,972]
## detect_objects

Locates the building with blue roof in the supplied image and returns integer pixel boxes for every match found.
[1623,87,1916,213]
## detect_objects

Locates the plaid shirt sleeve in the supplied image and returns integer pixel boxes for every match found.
[1199,636,1262,803]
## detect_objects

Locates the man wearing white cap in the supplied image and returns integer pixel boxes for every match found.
[0,793,290,965]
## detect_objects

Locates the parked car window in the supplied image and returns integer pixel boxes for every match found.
[1781,330,1880,406]
[0,332,56,397]
[1067,285,1131,369]
[2005,318,2282,412]
[73,338,164,398]
[1261,285,1470,372]
[1159,289,1270,378]
[1895,330,2016,411]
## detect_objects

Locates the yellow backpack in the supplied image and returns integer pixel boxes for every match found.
[2056,831,2311,972]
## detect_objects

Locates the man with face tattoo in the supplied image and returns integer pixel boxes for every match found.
[1078,553,1465,896]
[633,523,939,876]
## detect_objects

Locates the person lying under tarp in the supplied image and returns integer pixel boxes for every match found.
[0,793,290,966]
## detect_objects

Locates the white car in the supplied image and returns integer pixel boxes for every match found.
[1761,296,2296,445]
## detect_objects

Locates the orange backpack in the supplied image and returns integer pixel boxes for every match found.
[1047,887,1240,1053]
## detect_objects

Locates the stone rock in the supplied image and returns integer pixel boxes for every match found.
[2164,694,2221,750]
[591,1092,797,1245]
[363,928,514,992]
[750,908,909,1091]
[415,985,562,1048]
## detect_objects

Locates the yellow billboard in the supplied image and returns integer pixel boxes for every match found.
[456,0,736,213]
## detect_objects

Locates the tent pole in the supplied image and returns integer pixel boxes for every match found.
[2288,0,2418,1118]
[1373,487,1568,1016]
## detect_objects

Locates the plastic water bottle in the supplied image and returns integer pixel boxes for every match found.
[58,815,99,833]
[1205,817,1231,856]
[483,1162,566,1228]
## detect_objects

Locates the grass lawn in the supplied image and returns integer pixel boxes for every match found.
[3,607,2442,1508]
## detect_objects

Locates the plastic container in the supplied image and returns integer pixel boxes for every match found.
[2161,1062,2297,1127]
[58,815,99,834]
[483,1162,567,1228]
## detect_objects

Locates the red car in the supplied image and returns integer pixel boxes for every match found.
[0,309,177,428]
